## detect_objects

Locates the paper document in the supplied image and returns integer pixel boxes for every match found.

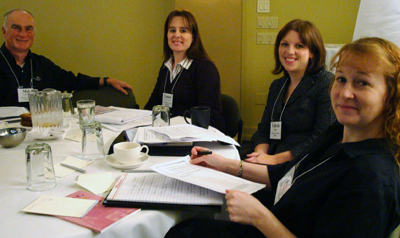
[54,156,93,177]
[95,107,152,125]
[0,106,28,119]
[135,124,239,146]
[107,173,223,205]
[151,156,265,194]
[102,115,152,131]
[22,195,98,217]
[76,172,115,195]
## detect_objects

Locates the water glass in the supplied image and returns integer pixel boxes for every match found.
[152,105,170,127]
[81,121,105,161]
[62,92,75,117]
[26,143,56,191]
[77,99,95,126]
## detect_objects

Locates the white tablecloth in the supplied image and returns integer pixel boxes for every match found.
[0,117,240,238]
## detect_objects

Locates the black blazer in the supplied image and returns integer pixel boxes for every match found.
[251,69,336,158]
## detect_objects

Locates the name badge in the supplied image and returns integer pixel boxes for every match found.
[18,88,34,103]
[274,165,295,204]
[270,121,282,140]
[162,93,173,108]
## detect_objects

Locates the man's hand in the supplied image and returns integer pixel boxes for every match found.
[105,78,133,95]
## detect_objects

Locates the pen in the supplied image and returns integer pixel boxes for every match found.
[197,150,212,155]
[122,170,155,173]
[60,163,86,173]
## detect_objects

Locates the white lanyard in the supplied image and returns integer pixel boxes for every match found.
[274,154,334,204]
[0,49,34,88]
[270,77,292,140]
[163,65,184,94]
[270,77,291,122]
[162,65,184,108]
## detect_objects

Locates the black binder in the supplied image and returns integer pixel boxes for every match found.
[108,130,192,156]
[103,198,221,213]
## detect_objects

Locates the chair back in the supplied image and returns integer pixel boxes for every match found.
[221,94,243,144]
[72,86,139,109]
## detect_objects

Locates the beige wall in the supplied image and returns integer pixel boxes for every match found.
[241,0,360,139]
[1,1,361,141]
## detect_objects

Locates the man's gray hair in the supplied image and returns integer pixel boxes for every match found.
[3,9,35,29]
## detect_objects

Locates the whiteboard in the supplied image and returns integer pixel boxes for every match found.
[353,0,400,47]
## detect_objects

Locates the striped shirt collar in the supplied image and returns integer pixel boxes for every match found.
[164,57,193,83]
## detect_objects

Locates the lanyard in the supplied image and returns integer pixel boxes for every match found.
[292,154,334,185]
[163,65,184,94]
[270,77,292,121]
[0,49,33,88]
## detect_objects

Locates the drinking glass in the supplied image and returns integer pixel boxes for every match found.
[62,92,75,117]
[152,105,170,127]
[26,143,56,191]
[77,99,95,126]
[81,121,105,161]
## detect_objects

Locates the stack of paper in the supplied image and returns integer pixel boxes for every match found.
[95,107,151,124]
[95,107,152,131]
[134,124,239,146]
[103,156,265,212]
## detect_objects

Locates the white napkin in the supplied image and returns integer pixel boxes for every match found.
[28,122,71,140]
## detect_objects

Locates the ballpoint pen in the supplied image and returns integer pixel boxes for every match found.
[60,163,86,173]
[197,150,212,155]
[122,169,155,173]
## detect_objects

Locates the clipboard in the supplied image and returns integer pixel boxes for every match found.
[102,173,222,213]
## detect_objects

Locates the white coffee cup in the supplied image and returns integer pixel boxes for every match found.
[113,142,149,165]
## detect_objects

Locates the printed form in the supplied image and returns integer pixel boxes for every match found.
[135,124,239,146]
[151,156,265,194]
[107,173,223,205]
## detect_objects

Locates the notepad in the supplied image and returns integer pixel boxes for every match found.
[22,195,98,217]
[57,190,140,233]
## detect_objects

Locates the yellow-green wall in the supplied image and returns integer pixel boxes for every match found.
[175,0,242,101]
[0,0,174,108]
[242,0,360,139]
[1,0,361,140]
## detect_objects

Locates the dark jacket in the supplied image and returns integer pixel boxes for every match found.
[0,43,99,108]
[251,69,336,158]
[268,122,400,237]
[144,58,225,132]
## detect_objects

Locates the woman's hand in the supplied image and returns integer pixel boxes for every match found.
[190,146,227,171]
[226,190,296,238]
[225,189,269,226]
[245,152,281,165]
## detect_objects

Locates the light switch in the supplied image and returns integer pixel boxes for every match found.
[257,0,270,13]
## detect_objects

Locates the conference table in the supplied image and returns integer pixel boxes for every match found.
[0,116,240,238]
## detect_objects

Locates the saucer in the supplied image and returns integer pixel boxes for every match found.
[104,153,149,170]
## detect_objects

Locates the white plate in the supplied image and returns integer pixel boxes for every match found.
[104,153,149,170]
